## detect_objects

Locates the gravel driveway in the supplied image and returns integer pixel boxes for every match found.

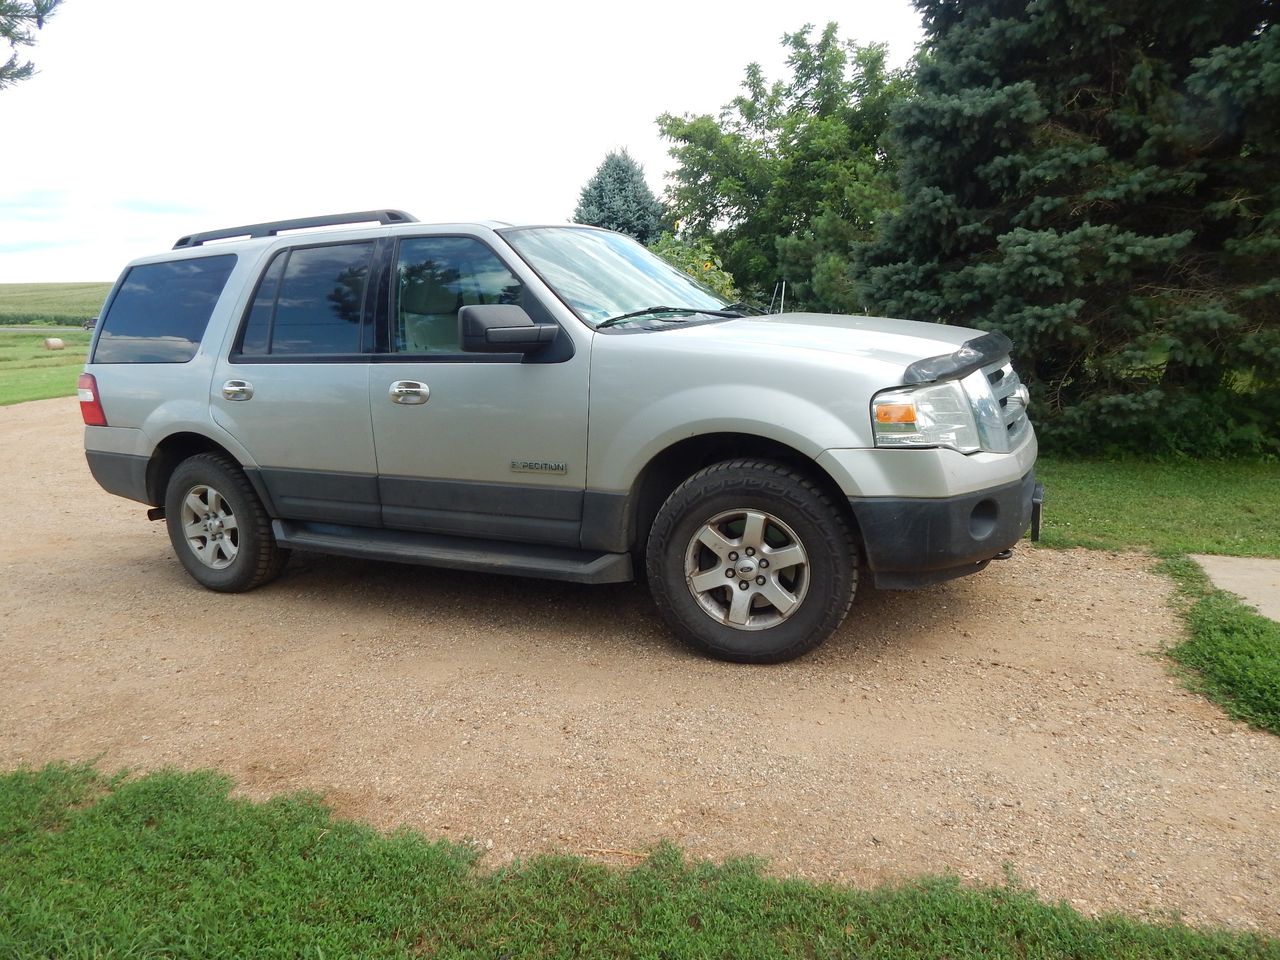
[2,397,1276,933]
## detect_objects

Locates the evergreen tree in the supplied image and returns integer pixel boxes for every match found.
[659,25,912,311]
[572,150,669,244]
[857,0,1280,456]
[1,0,61,90]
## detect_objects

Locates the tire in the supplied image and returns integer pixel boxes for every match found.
[645,459,858,664]
[164,452,289,592]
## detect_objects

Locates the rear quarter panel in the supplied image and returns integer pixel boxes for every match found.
[83,248,270,466]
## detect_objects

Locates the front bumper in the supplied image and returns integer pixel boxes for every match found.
[850,471,1042,589]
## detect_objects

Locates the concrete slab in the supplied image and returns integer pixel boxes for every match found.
[1191,554,1280,622]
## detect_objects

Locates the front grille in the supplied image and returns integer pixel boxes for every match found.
[985,360,1031,448]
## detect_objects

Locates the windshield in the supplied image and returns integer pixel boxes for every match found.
[502,226,729,326]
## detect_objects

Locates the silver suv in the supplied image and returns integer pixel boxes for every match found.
[81,209,1042,663]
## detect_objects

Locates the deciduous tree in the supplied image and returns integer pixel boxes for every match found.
[659,24,912,311]
[648,232,738,299]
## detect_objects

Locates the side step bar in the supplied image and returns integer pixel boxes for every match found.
[272,520,633,585]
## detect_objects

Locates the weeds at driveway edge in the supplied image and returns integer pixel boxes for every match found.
[1157,555,1280,736]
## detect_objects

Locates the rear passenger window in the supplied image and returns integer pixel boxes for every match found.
[237,242,374,357]
[93,255,236,363]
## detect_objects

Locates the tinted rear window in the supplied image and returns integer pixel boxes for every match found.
[93,255,237,363]
[235,242,373,357]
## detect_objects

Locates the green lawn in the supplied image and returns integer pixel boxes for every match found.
[0,281,112,326]
[1037,458,1280,557]
[2,764,1273,960]
[0,328,91,405]
[1156,556,1280,735]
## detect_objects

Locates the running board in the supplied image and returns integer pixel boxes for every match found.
[272,520,633,585]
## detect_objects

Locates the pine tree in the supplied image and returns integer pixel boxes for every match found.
[1,0,61,90]
[857,0,1280,456]
[572,150,669,244]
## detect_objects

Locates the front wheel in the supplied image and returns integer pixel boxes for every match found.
[164,453,288,592]
[646,459,857,663]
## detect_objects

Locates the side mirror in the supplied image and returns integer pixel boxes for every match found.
[459,304,558,354]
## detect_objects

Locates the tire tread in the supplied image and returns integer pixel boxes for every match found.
[645,458,857,663]
[165,453,288,592]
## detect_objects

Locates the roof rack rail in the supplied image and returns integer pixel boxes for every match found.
[172,209,418,249]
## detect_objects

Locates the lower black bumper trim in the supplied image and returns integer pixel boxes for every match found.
[850,471,1039,590]
[85,449,150,505]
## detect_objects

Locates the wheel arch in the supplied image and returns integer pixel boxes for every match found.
[147,432,274,514]
[613,432,860,556]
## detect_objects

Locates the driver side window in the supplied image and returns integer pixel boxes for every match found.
[393,237,523,354]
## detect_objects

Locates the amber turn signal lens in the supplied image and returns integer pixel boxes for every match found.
[874,402,916,424]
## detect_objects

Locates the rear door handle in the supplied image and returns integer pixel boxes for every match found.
[222,379,253,401]
[389,380,430,405]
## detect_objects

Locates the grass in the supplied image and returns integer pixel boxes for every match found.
[1037,457,1280,557]
[1157,556,1280,735]
[0,281,112,326]
[0,328,91,405]
[2,764,1275,960]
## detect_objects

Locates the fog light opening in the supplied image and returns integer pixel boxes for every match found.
[969,499,999,540]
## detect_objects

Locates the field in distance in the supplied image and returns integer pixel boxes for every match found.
[0,282,113,326]
[0,328,92,405]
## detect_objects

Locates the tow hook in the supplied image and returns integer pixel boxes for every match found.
[146,507,166,521]
[991,549,1014,561]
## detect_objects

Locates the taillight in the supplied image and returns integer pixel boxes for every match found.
[77,373,108,426]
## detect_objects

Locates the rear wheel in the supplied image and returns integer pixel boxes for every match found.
[646,459,857,663]
[164,453,288,592]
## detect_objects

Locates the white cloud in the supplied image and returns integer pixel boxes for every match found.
[1,0,922,281]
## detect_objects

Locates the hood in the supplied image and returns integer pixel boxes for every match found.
[638,312,990,382]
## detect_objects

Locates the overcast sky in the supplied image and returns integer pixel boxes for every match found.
[2,0,923,282]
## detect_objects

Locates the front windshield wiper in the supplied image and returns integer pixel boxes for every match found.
[596,305,744,329]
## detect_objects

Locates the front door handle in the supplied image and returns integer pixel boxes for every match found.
[222,379,253,401]
[389,380,430,405]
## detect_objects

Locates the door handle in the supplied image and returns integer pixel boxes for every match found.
[389,380,430,405]
[222,379,253,401]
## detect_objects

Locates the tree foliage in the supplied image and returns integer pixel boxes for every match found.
[572,150,669,244]
[648,232,738,299]
[857,0,1280,456]
[0,0,60,91]
[658,24,913,312]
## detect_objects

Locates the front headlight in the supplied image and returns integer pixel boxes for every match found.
[872,368,1013,454]
[872,379,981,453]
